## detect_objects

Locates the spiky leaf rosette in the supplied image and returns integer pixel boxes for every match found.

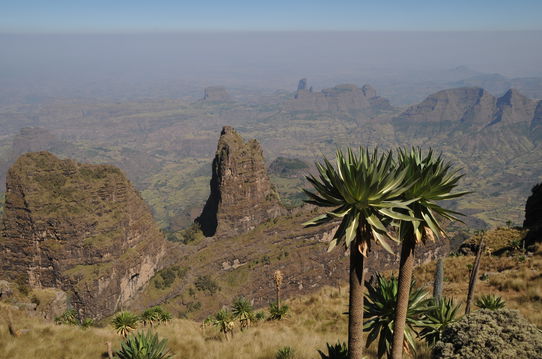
[303,148,414,255]
[419,297,462,346]
[396,147,469,244]
[364,274,430,358]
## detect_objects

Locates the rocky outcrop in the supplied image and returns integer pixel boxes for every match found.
[196,126,284,237]
[524,183,542,246]
[396,87,539,130]
[202,86,232,102]
[286,79,393,114]
[0,152,168,319]
[297,78,308,91]
[0,127,66,189]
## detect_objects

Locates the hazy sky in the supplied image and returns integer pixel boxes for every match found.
[2,0,542,32]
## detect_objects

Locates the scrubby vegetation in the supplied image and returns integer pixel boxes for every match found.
[115,331,172,359]
[432,309,542,359]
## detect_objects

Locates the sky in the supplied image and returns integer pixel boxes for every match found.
[1,0,542,33]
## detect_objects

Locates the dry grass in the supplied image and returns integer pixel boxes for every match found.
[0,286,432,359]
[1,229,539,358]
[413,232,542,328]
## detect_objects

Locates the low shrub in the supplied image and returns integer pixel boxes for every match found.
[317,341,348,359]
[432,309,542,358]
[115,330,172,359]
[194,275,220,295]
[276,346,295,359]
[475,294,505,310]
[268,302,289,320]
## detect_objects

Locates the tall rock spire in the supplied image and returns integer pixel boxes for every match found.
[196,126,283,237]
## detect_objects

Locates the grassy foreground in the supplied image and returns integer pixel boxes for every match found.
[0,228,540,359]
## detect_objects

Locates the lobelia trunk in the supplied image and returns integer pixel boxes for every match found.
[348,232,366,359]
[465,232,485,315]
[433,258,444,300]
[391,239,416,359]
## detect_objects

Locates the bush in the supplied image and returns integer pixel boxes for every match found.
[179,223,204,244]
[80,318,95,328]
[276,346,295,359]
[364,274,430,358]
[112,311,139,337]
[432,309,542,358]
[255,311,266,321]
[419,297,461,346]
[317,341,348,359]
[54,309,79,326]
[231,296,254,329]
[154,266,187,290]
[475,294,505,310]
[115,330,172,359]
[141,306,172,326]
[268,302,289,320]
[194,275,220,295]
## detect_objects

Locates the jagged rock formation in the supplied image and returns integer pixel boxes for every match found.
[0,152,168,318]
[297,78,308,91]
[393,87,542,156]
[202,86,232,102]
[196,126,284,237]
[286,80,393,114]
[396,87,540,131]
[524,183,542,246]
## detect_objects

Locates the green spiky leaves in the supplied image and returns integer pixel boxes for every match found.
[303,148,416,255]
[396,147,469,244]
[303,147,468,254]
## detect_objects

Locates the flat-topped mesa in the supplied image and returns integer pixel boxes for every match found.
[196,126,284,237]
[0,152,168,319]
[288,79,392,113]
[202,86,232,102]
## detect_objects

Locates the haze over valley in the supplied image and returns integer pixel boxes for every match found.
[1,2,542,358]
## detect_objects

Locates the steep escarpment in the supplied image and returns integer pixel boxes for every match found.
[524,183,542,246]
[133,205,453,320]
[394,87,541,135]
[196,126,284,237]
[201,86,232,102]
[285,79,393,115]
[0,152,168,318]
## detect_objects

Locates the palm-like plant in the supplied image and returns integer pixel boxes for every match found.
[418,297,461,346]
[391,148,467,359]
[268,302,289,320]
[304,148,414,359]
[211,309,235,340]
[141,307,161,328]
[115,330,172,359]
[318,341,349,359]
[475,294,506,310]
[112,311,139,337]
[141,306,172,327]
[231,296,255,330]
[364,274,430,359]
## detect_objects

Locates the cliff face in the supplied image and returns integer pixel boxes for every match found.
[196,126,284,237]
[286,80,393,114]
[524,183,542,246]
[202,86,232,102]
[0,152,168,318]
[396,87,540,131]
